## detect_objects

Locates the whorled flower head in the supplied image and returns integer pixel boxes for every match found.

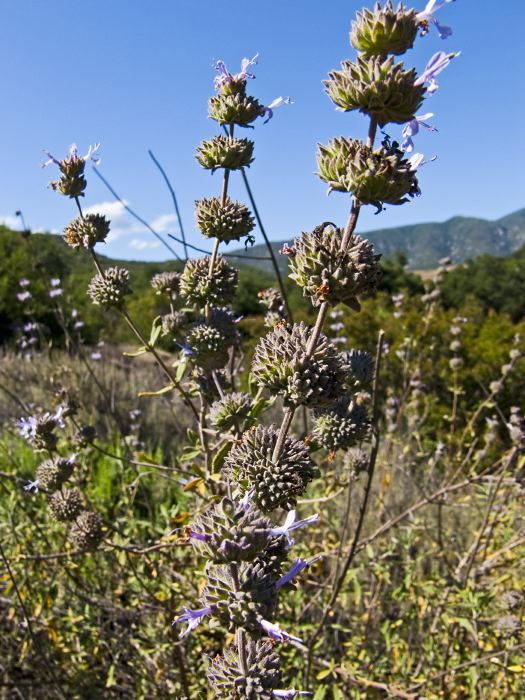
[87,267,131,308]
[258,288,286,327]
[209,392,253,431]
[196,135,255,172]
[324,56,425,127]
[209,92,266,128]
[36,456,75,491]
[347,349,375,385]
[317,137,420,211]
[187,499,273,564]
[208,640,281,700]
[351,1,419,58]
[48,488,84,522]
[18,413,60,452]
[63,214,110,249]
[287,223,381,310]
[313,397,370,451]
[252,322,349,408]
[69,510,104,550]
[195,196,255,244]
[42,143,100,199]
[224,425,318,511]
[345,447,370,477]
[185,310,238,370]
[151,271,181,297]
[161,310,189,338]
[180,256,238,307]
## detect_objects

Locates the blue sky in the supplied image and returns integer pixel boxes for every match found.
[1,0,524,261]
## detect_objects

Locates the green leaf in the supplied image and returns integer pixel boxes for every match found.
[149,315,163,347]
[138,384,174,397]
[212,441,233,472]
[123,346,148,357]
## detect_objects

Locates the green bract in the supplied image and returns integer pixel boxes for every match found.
[324,55,425,126]
[196,135,255,172]
[208,93,266,127]
[288,223,381,310]
[350,1,419,58]
[179,256,238,307]
[195,196,255,243]
[317,137,420,210]
[87,267,131,308]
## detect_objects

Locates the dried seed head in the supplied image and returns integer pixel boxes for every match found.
[351,1,419,58]
[317,137,420,210]
[87,267,131,308]
[224,425,317,512]
[195,196,255,244]
[324,56,425,126]
[36,456,75,491]
[288,224,381,309]
[48,488,84,522]
[69,511,104,550]
[196,135,255,172]
[252,322,349,408]
[180,256,238,307]
[63,214,110,249]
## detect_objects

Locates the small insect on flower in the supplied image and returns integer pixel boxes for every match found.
[417,0,455,39]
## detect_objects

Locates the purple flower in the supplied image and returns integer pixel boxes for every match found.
[91,351,102,361]
[173,606,213,638]
[186,528,210,543]
[74,320,85,330]
[22,322,37,332]
[17,416,38,439]
[415,51,460,95]
[408,152,437,171]
[273,691,312,698]
[42,142,101,169]
[268,510,319,546]
[213,54,259,90]
[50,278,61,287]
[417,0,455,39]
[53,406,67,428]
[401,112,436,152]
[49,288,63,298]
[19,278,30,287]
[17,291,31,302]
[260,619,302,644]
[276,558,311,589]
[176,342,194,358]
[23,479,39,494]
[240,487,255,510]
[263,96,293,123]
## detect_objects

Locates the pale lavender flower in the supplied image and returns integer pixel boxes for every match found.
[91,351,102,361]
[17,291,31,302]
[263,96,293,123]
[186,529,210,543]
[17,416,38,439]
[240,487,255,510]
[173,606,213,638]
[213,54,259,90]
[23,322,37,332]
[23,479,39,494]
[273,691,312,698]
[330,322,344,332]
[74,320,85,330]
[49,288,63,298]
[260,619,302,644]
[53,406,67,428]
[176,342,194,358]
[415,51,459,94]
[50,278,61,287]
[268,511,319,546]
[417,0,455,39]
[42,142,100,168]
[19,279,30,287]
[401,113,436,152]
[276,558,311,589]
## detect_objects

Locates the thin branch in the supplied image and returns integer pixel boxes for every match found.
[148,150,189,260]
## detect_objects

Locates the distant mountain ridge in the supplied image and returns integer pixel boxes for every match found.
[230,207,525,271]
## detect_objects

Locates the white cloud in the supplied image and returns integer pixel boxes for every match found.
[150,213,179,233]
[0,215,22,229]
[129,238,161,251]
[83,199,145,242]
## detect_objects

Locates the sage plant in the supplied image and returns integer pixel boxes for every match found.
[35,1,460,695]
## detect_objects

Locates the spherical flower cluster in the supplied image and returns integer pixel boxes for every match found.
[63,214,110,249]
[36,456,75,491]
[209,93,266,127]
[43,143,100,199]
[87,267,131,308]
[185,310,238,370]
[151,271,181,297]
[224,425,317,511]
[317,137,420,210]
[161,310,189,338]
[350,1,418,58]
[208,640,281,699]
[69,510,104,550]
[48,488,84,522]
[324,55,425,126]
[195,196,255,244]
[180,256,238,307]
[347,348,375,385]
[287,223,381,309]
[313,399,370,451]
[258,287,286,327]
[209,392,253,431]
[196,135,255,172]
[252,322,349,408]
